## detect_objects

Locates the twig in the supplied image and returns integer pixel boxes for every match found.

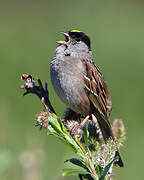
[20,74,56,114]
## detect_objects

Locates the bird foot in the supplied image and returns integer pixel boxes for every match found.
[70,115,90,136]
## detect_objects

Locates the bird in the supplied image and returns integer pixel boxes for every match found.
[50,30,123,167]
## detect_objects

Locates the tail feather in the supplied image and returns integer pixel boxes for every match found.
[95,112,124,167]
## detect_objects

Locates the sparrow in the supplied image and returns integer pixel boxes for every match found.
[50,30,123,167]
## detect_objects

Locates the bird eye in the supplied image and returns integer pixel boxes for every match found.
[69,32,82,42]
[75,33,81,38]
[71,34,75,38]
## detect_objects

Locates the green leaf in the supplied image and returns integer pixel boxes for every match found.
[48,115,60,127]
[95,165,103,177]
[57,117,69,134]
[59,137,77,153]
[47,116,84,155]
[100,156,118,179]
[82,121,89,148]
[57,117,64,131]
[103,156,118,176]
[48,120,63,136]
[65,158,90,172]
[62,168,88,176]
[75,136,87,154]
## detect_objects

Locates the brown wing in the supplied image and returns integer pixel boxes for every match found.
[82,59,112,120]
[82,60,124,167]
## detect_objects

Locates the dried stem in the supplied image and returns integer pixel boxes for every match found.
[20,74,55,113]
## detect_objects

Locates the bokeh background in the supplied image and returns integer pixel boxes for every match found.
[0,0,144,179]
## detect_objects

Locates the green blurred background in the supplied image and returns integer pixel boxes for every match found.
[0,0,144,179]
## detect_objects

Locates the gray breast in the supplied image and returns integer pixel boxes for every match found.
[50,55,90,114]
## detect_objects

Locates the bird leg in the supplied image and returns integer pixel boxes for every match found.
[79,115,90,127]
[70,115,90,136]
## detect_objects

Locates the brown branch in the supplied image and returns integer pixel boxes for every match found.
[20,74,56,114]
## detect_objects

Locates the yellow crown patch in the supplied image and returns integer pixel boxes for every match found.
[71,30,81,32]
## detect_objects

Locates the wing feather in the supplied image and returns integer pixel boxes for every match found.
[82,59,112,120]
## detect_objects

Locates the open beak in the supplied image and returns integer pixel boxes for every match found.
[56,32,70,46]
